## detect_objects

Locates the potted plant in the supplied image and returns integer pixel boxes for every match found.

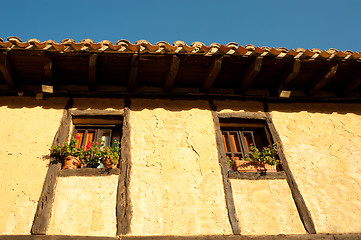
[50,136,84,169]
[236,143,280,172]
[82,141,101,168]
[101,138,121,169]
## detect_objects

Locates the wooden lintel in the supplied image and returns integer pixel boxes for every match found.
[88,54,98,90]
[0,52,15,88]
[163,55,180,92]
[238,56,263,93]
[201,56,223,92]
[309,63,338,95]
[276,59,301,93]
[127,54,139,91]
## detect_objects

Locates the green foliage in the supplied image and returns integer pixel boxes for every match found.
[226,156,235,167]
[242,143,280,165]
[50,137,121,168]
[50,137,83,162]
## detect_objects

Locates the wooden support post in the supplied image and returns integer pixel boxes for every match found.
[128,54,139,91]
[88,54,98,91]
[31,98,73,235]
[238,56,263,93]
[210,100,241,235]
[308,63,338,95]
[163,55,180,92]
[117,98,132,235]
[0,52,15,88]
[275,59,301,94]
[201,56,223,92]
[265,111,316,234]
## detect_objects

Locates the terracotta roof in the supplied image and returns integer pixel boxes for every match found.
[1,37,361,61]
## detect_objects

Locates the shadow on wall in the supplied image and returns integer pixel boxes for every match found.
[1,96,361,116]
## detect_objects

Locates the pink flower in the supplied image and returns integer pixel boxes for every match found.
[86,141,93,149]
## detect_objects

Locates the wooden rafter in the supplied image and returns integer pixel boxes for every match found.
[201,56,223,92]
[127,54,139,91]
[343,68,361,94]
[238,56,263,93]
[275,59,301,94]
[164,55,180,92]
[44,56,53,82]
[308,63,338,95]
[88,54,98,90]
[0,52,15,88]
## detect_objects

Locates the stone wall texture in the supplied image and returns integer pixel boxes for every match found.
[48,176,118,236]
[0,97,67,234]
[270,103,361,233]
[129,99,232,235]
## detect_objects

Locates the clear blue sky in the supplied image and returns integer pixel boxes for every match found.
[1,0,360,51]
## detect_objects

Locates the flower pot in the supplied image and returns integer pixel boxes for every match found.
[102,157,117,169]
[234,159,277,172]
[62,156,81,169]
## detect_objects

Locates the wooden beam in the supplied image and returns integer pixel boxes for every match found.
[308,63,338,95]
[127,54,139,91]
[228,171,287,180]
[163,55,180,92]
[0,52,15,88]
[31,99,73,234]
[343,69,361,94]
[117,106,132,235]
[88,54,98,91]
[265,112,316,234]
[44,57,53,82]
[275,59,301,94]
[238,56,263,93]
[211,102,241,235]
[60,168,120,177]
[201,56,223,92]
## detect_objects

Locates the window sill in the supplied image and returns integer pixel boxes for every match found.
[59,168,120,177]
[228,171,286,180]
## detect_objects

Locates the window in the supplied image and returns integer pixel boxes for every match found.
[220,119,280,172]
[74,125,121,149]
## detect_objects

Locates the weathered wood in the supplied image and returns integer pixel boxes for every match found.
[88,54,98,91]
[60,168,120,177]
[217,112,267,120]
[71,109,124,116]
[308,63,338,95]
[31,100,73,235]
[201,56,223,92]
[0,52,15,88]
[0,235,118,240]
[238,56,263,93]
[128,54,139,91]
[343,69,361,94]
[44,56,53,82]
[228,171,286,180]
[265,112,316,234]
[117,106,132,235]
[164,55,180,92]
[211,108,241,235]
[276,59,301,94]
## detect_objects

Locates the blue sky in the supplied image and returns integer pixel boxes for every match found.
[1,0,361,51]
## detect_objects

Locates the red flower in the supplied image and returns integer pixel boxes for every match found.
[114,137,117,139]
[75,136,81,140]
[86,141,93,149]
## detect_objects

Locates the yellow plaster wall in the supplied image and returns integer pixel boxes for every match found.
[48,176,118,236]
[231,179,305,235]
[270,103,361,233]
[214,99,264,113]
[72,97,124,110]
[0,96,68,234]
[129,99,232,236]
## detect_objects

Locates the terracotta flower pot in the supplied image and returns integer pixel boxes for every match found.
[102,157,117,169]
[62,156,81,169]
[234,159,277,172]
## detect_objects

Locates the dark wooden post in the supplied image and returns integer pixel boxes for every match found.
[31,98,73,234]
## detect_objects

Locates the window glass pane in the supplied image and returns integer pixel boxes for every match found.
[85,131,95,149]
[243,131,255,153]
[101,130,112,147]
[75,131,84,148]
[229,132,241,152]
[253,130,268,150]
[222,132,230,152]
